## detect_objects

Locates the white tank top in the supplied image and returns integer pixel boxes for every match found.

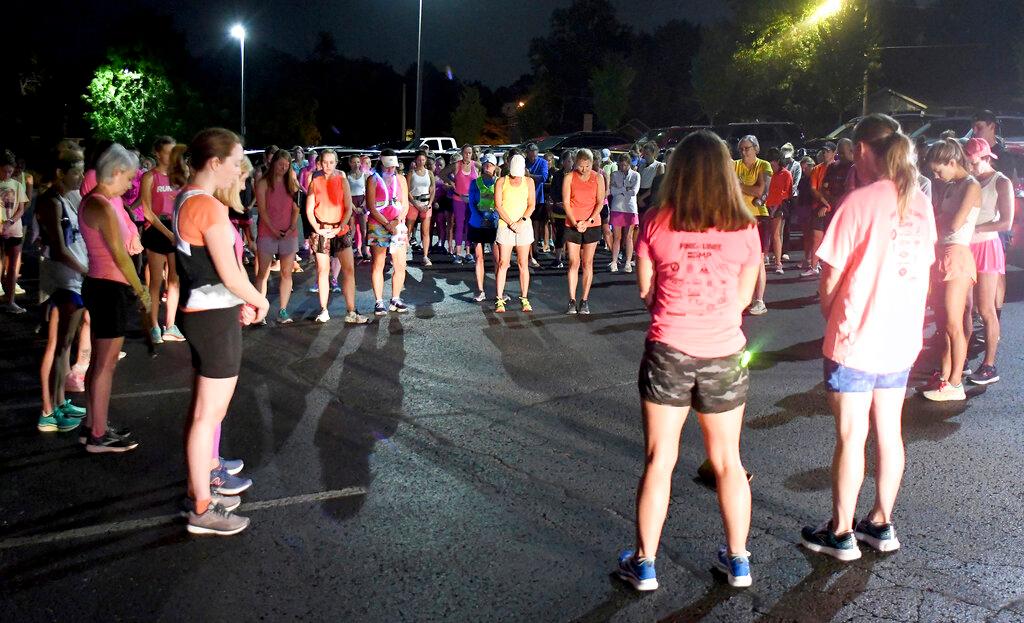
[409,169,432,198]
[347,171,367,197]
[971,171,1008,243]
[938,176,980,246]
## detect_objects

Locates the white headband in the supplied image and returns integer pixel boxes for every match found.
[381,156,399,168]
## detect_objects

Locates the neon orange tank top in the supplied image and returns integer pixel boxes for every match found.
[567,170,600,228]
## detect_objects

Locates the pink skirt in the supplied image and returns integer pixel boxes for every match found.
[609,211,639,228]
[969,238,1005,275]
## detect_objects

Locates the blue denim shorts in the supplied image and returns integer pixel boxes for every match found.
[824,359,910,393]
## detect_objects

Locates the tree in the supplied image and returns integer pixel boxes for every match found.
[589,63,635,130]
[83,52,178,147]
[450,87,487,144]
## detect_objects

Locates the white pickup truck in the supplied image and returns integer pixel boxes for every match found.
[415,137,459,153]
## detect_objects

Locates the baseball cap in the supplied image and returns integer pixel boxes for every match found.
[601,148,611,160]
[822,141,837,151]
[480,154,497,165]
[526,142,539,151]
[973,109,998,125]
[965,137,998,162]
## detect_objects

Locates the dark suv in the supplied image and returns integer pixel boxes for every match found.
[716,122,806,154]
[528,132,632,154]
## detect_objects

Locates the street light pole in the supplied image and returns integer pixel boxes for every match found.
[414,0,423,140]
[231,25,247,138]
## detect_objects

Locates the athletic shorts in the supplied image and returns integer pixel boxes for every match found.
[638,341,748,413]
[408,200,432,223]
[82,277,134,339]
[812,210,834,232]
[308,231,352,255]
[939,244,976,284]
[180,305,243,379]
[468,225,496,245]
[2,236,23,250]
[141,219,176,255]
[257,233,300,258]
[769,202,789,221]
[351,196,366,215]
[600,204,610,223]
[824,359,909,393]
[609,212,639,228]
[564,225,602,245]
[435,195,453,213]
[970,238,1005,275]
[46,288,85,311]
[532,203,549,222]
[495,222,535,247]
[756,216,772,252]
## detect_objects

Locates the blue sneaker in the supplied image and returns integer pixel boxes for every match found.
[57,400,87,418]
[715,546,752,587]
[616,550,658,591]
[210,467,252,495]
[219,456,244,476]
[801,520,862,561]
[38,411,81,433]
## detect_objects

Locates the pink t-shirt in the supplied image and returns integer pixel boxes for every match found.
[258,180,297,238]
[816,179,937,373]
[637,209,762,358]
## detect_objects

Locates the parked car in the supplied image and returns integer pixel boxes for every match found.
[526,131,632,154]
[716,122,805,154]
[634,125,712,150]
[804,113,939,153]
[909,117,976,143]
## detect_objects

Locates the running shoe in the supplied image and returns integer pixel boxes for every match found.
[453,256,463,265]
[37,410,81,433]
[187,503,250,536]
[278,308,293,324]
[748,300,768,315]
[180,493,241,514]
[624,261,633,273]
[800,266,820,277]
[423,257,433,267]
[473,291,486,302]
[578,300,591,315]
[566,299,578,315]
[917,370,944,393]
[609,261,619,273]
[374,300,388,316]
[149,326,164,344]
[210,467,252,495]
[162,325,186,342]
[344,311,369,324]
[331,279,342,293]
[464,254,475,263]
[79,423,132,445]
[495,298,506,313]
[219,456,244,476]
[314,309,330,324]
[615,550,658,591]
[969,364,1000,385]
[853,517,901,552]
[501,294,511,303]
[921,380,966,402]
[774,265,785,275]
[389,298,409,313]
[14,283,26,295]
[58,400,87,418]
[86,430,139,453]
[529,257,540,269]
[1,302,26,314]
[715,546,752,587]
[781,253,790,261]
[520,297,533,313]
[308,284,319,293]
[800,520,862,561]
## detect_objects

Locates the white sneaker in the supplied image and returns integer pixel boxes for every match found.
[800,267,820,277]
[921,380,966,402]
[609,261,619,273]
[748,300,768,315]
[473,291,486,302]
[624,261,633,273]
[14,283,25,295]
[314,309,330,323]
[774,266,784,275]
[781,254,790,261]
[1,302,26,314]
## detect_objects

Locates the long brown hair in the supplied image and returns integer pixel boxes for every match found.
[926,137,968,169]
[657,130,753,232]
[266,149,299,194]
[852,114,918,222]
[168,144,189,187]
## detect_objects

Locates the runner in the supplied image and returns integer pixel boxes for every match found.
[636,142,664,216]
[764,147,794,275]
[36,149,88,433]
[367,149,410,316]
[255,149,300,323]
[800,114,936,560]
[450,145,477,264]
[608,153,640,273]
[230,156,256,265]
[406,150,435,267]
[0,150,29,313]
[347,154,371,263]
[494,154,536,313]
[779,143,801,261]
[921,139,981,402]
[801,142,836,275]
[306,149,368,324]
[468,154,501,302]
[596,146,614,253]
[733,135,772,315]
[432,156,453,258]
[562,148,604,314]
[79,144,148,453]
[617,130,760,591]
[524,143,548,269]
[174,128,269,535]
[140,136,185,344]
[965,138,1013,385]
[547,150,573,269]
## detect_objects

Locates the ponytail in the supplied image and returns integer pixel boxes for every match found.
[853,114,918,223]
[168,144,190,187]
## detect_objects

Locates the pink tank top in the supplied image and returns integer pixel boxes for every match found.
[150,170,179,218]
[81,169,125,213]
[453,162,478,201]
[80,193,137,284]
[258,180,297,237]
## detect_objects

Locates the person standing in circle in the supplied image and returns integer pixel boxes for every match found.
[347,154,371,263]
[254,149,300,324]
[562,148,604,315]
[524,143,548,269]
[367,149,410,316]
[617,130,761,592]
[174,128,269,535]
[406,150,435,267]
[547,151,573,269]
[0,150,30,313]
[450,145,477,264]
[468,154,500,302]
[608,153,641,273]
[140,136,185,343]
[800,114,936,561]
[733,135,772,315]
[493,154,536,313]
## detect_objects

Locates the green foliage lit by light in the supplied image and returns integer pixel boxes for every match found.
[450,87,487,145]
[83,53,176,147]
[590,63,635,130]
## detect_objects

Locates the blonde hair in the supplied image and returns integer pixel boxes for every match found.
[657,130,754,232]
[853,114,919,222]
[215,155,253,214]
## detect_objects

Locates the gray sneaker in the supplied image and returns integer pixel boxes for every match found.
[180,494,241,515]
[210,467,252,495]
[187,503,250,536]
[578,300,591,315]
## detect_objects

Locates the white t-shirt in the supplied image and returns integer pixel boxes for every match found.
[639,160,663,190]
[40,190,89,295]
[0,178,29,238]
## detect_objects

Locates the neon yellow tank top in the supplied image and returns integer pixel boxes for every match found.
[499,176,529,223]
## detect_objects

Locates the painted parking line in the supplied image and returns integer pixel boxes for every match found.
[0,486,368,550]
[0,387,192,412]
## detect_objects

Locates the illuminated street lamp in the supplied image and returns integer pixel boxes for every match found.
[230,24,246,138]
[806,0,843,25]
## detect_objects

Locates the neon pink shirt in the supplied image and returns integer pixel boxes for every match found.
[637,209,762,358]
[150,170,179,218]
[453,162,478,202]
[816,180,937,373]
[258,180,297,238]
[81,169,124,213]
[80,193,137,284]
[122,169,144,221]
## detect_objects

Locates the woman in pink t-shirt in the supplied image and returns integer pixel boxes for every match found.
[801,114,937,561]
[617,130,761,592]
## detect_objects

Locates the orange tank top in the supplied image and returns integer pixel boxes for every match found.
[309,173,350,234]
[567,170,600,228]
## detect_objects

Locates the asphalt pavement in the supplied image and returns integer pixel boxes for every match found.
[2,245,1024,622]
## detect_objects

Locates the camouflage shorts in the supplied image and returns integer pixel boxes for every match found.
[638,341,748,413]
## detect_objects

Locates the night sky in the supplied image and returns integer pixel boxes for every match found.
[135,0,728,87]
